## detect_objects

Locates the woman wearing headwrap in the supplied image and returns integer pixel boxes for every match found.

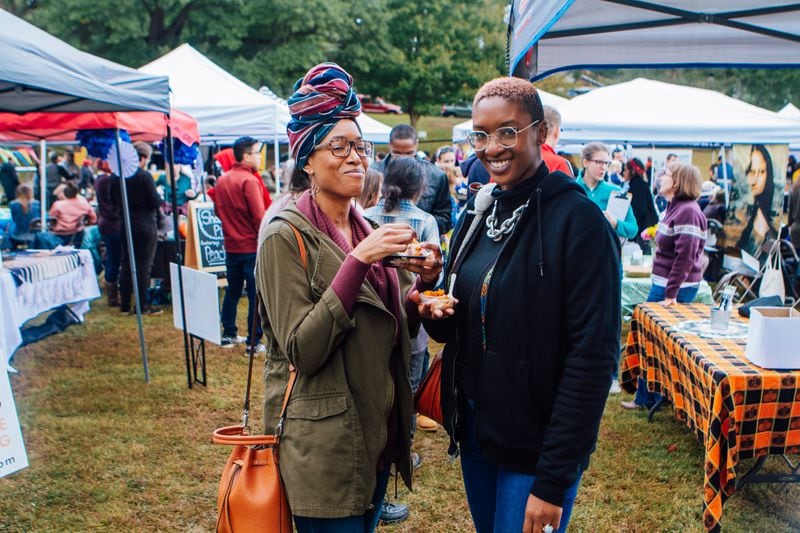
[255,63,445,532]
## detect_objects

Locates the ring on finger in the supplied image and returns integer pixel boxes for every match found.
[543,525,554,533]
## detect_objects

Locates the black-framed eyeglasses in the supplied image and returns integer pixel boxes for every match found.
[467,120,539,151]
[248,149,262,155]
[314,139,374,158]
[588,159,611,167]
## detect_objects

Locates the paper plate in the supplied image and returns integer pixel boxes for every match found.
[673,320,749,339]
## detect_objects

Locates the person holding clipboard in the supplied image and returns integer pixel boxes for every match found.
[577,142,638,241]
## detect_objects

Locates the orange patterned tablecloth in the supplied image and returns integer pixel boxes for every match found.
[621,303,800,532]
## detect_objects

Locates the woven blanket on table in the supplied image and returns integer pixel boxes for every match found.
[2,250,84,286]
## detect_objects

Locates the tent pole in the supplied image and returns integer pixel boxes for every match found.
[721,146,730,208]
[39,140,47,226]
[274,114,281,195]
[115,130,150,383]
[166,126,193,389]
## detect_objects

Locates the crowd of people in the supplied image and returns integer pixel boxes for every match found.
[2,59,798,533]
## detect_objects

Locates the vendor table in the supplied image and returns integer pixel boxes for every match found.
[621,303,800,532]
[0,249,100,361]
[621,276,714,320]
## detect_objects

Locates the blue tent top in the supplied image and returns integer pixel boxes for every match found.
[0,9,170,114]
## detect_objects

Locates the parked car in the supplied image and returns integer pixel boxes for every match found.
[441,103,472,118]
[358,94,402,114]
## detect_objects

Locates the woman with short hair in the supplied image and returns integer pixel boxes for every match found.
[418,77,621,533]
[578,142,639,241]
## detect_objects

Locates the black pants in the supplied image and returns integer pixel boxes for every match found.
[119,218,158,312]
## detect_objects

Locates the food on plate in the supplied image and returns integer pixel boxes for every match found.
[419,289,455,311]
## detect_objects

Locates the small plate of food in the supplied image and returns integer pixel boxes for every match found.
[383,240,433,267]
[419,289,456,312]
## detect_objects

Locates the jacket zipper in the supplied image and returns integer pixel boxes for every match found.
[472,193,536,443]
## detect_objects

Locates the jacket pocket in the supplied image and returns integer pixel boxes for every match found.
[477,350,541,453]
[281,393,359,512]
[287,394,348,420]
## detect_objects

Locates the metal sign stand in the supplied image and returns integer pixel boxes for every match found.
[190,334,207,387]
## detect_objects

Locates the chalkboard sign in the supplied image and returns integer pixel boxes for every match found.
[185,201,226,272]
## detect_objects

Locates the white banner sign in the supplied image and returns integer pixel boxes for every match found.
[170,263,222,345]
[0,368,29,477]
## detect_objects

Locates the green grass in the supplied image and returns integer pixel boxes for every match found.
[1,300,799,532]
[365,113,464,156]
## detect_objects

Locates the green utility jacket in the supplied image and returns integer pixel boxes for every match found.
[255,207,415,518]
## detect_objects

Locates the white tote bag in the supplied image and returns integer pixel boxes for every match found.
[759,248,786,303]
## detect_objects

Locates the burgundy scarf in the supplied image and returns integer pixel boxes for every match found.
[295,191,402,331]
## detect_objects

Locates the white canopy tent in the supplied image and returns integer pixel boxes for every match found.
[557,78,800,145]
[140,44,290,144]
[508,1,800,80]
[779,103,800,120]
[451,89,569,142]
[778,103,800,150]
[140,44,390,144]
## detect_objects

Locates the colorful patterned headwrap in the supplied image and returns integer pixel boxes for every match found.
[287,63,362,171]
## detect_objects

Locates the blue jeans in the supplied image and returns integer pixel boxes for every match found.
[102,232,122,283]
[57,230,84,248]
[293,467,391,533]
[220,252,262,344]
[460,401,581,533]
[635,284,700,407]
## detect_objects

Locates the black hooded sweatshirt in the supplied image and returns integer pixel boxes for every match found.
[424,163,621,507]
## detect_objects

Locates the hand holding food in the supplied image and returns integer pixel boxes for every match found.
[410,287,457,319]
[351,223,415,265]
[395,242,444,283]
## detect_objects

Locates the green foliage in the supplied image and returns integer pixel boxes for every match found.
[343,0,507,125]
[568,68,800,112]
[20,0,506,127]
[18,1,800,118]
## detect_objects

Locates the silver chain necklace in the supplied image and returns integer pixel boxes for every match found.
[485,200,529,242]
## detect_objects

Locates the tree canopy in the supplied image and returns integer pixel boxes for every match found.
[12,0,800,120]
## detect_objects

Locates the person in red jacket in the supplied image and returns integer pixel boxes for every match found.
[214,137,268,353]
[212,147,272,208]
[541,105,573,177]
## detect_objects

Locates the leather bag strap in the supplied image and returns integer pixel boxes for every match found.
[241,222,307,432]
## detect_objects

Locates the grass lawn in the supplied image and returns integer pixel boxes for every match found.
[365,113,464,156]
[2,299,799,532]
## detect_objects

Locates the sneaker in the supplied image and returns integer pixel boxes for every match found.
[244,343,267,356]
[144,306,164,316]
[220,335,247,349]
[379,502,409,525]
[416,414,439,432]
[620,400,644,410]
[609,380,622,394]
[411,452,422,471]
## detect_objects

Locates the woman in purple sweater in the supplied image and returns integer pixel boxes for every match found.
[623,163,706,410]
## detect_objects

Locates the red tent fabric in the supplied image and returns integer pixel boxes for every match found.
[0,109,199,144]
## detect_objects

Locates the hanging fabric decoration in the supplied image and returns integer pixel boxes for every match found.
[75,129,131,159]
[107,140,139,179]
[158,138,199,165]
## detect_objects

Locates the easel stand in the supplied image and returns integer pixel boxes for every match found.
[190,334,207,386]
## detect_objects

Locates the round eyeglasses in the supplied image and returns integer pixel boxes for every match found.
[467,120,539,151]
[314,139,374,158]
